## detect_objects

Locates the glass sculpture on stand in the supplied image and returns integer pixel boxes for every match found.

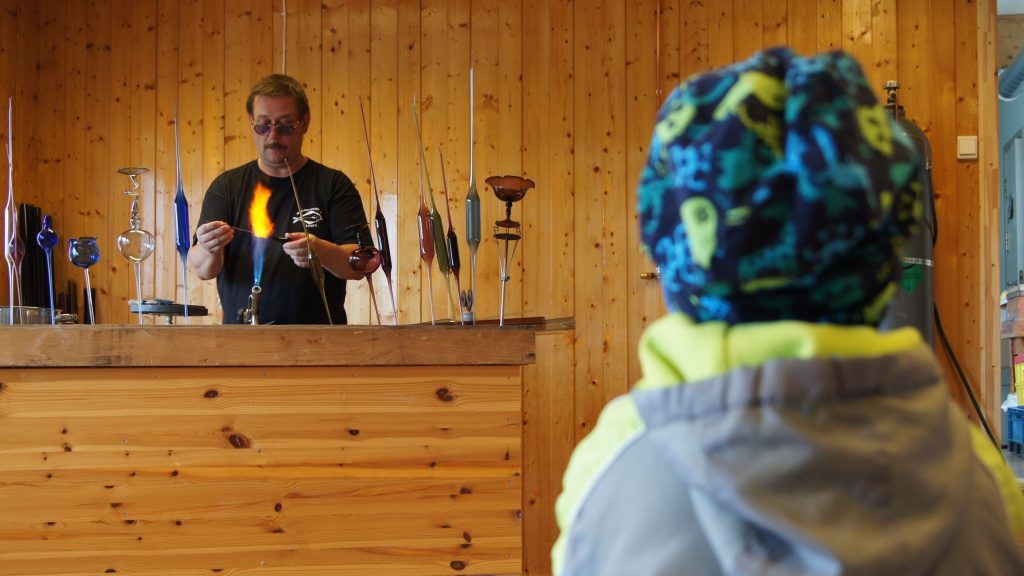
[358,98,397,324]
[68,236,100,324]
[115,167,155,325]
[35,215,58,324]
[439,150,464,324]
[412,96,455,320]
[5,97,19,323]
[463,68,481,324]
[412,97,436,325]
[486,175,534,326]
[173,107,192,323]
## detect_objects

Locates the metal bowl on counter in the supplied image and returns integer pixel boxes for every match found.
[0,306,76,325]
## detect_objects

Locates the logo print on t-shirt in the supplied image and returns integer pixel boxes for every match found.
[293,207,323,228]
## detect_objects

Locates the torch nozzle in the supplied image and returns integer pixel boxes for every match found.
[247,285,262,325]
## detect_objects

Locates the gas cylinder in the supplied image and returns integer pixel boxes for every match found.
[880,80,935,347]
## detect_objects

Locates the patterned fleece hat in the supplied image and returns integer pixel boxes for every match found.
[638,47,922,325]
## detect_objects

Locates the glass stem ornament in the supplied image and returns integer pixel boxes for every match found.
[417,157,436,326]
[413,97,453,320]
[68,237,100,324]
[411,97,435,325]
[4,97,16,323]
[463,68,480,323]
[439,149,464,325]
[347,225,383,325]
[35,215,58,324]
[486,175,534,326]
[358,98,397,324]
[284,157,333,325]
[8,204,23,318]
[116,167,155,325]
[173,107,191,323]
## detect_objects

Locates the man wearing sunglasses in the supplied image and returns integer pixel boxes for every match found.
[190,74,369,324]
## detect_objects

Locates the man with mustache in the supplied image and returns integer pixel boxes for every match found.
[190,74,368,324]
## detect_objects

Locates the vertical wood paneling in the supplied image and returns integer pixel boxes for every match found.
[788,0,817,55]
[35,2,66,308]
[35,6,66,212]
[324,0,373,323]
[177,0,204,321]
[899,0,950,388]
[130,0,157,321]
[523,0,574,322]
[520,0,575,564]
[370,0,400,324]
[344,0,375,323]
[763,0,787,48]
[932,0,968,402]
[154,0,179,322]
[843,0,873,78]
[658,0,680,94]
[573,0,602,440]
[603,0,629,405]
[955,0,982,423]
[0,0,14,307]
[552,0,575,322]
[397,0,421,323]
[422,0,453,321]
[445,0,471,322]
[200,0,225,321]
[498,0,524,321]
[977,0,1001,435]
[471,0,500,322]
[818,0,843,51]
[522,329,575,575]
[626,0,662,387]
[62,0,88,318]
[273,0,285,75]
[223,1,249,174]
[13,0,38,211]
[733,0,763,61]
[708,0,734,68]
[224,1,263,178]
[680,0,708,80]
[871,0,898,94]
[83,0,111,322]
[107,0,133,324]
[290,0,322,162]
[573,0,629,441]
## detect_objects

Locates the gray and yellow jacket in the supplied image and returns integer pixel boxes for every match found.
[553,315,1024,575]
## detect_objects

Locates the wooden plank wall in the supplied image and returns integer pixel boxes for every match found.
[0,364,522,574]
[0,1,1002,573]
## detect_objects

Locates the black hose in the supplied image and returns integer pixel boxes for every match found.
[934,304,999,449]
[923,159,998,449]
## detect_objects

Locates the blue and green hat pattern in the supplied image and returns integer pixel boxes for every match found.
[639,47,922,325]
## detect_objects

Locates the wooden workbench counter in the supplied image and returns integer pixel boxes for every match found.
[0,323,552,575]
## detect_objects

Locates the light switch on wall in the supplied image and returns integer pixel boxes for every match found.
[957,135,978,159]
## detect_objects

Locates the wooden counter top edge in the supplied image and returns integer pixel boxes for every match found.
[0,319,574,368]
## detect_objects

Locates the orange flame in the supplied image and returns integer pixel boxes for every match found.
[249,182,273,238]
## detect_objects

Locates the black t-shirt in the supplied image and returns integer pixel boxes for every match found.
[197,159,367,324]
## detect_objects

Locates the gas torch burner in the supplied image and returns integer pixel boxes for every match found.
[240,285,262,325]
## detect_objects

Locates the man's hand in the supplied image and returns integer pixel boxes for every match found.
[282,233,364,280]
[189,221,234,280]
[196,221,235,255]
[283,232,319,269]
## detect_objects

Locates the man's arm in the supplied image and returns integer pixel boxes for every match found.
[189,221,235,280]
